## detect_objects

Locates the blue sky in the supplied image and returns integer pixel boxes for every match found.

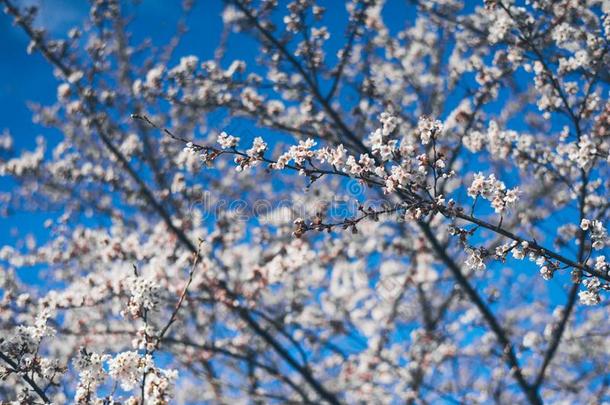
[0,2,62,261]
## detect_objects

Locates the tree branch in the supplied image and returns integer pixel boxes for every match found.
[0,351,51,404]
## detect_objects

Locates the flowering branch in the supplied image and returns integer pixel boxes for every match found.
[0,351,51,404]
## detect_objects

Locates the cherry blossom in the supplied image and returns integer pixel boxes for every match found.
[1,0,609,403]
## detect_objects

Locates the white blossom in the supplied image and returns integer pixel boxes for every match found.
[217,131,240,149]
[417,116,443,145]
[108,351,153,391]
[246,136,267,157]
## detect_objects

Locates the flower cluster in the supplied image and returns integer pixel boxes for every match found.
[73,350,110,403]
[273,138,317,169]
[579,278,602,306]
[108,351,153,391]
[123,276,161,318]
[0,136,45,176]
[144,367,179,404]
[246,137,267,157]
[217,131,240,149]
[467,173,519,213]
[581,219,608,250]
[416,116,444,145]
[465,247,487,272]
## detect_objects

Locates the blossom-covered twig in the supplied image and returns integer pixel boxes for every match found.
[0,350,51,404]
